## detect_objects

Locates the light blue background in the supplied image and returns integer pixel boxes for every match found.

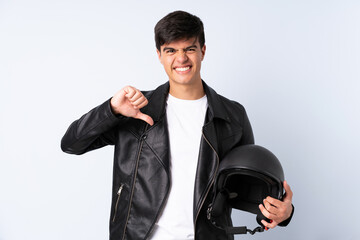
[1,1,359,239]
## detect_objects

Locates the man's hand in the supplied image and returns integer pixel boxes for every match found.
[259,180,293,229]
[110,86,154,126]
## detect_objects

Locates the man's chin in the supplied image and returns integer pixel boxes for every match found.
[169,77,202,86]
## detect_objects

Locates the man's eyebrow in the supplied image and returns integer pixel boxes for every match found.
[162,45,198,52]
[162,47,175,52]
[185,45,198,49]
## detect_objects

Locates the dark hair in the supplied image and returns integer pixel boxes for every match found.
[154,10,205,51]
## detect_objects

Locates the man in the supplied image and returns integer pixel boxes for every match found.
[61,10,293,240]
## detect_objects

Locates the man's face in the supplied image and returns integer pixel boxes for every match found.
[157,37,206,88]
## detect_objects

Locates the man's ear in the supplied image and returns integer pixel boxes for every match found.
[156,49,163,64]
[201,44,206,61]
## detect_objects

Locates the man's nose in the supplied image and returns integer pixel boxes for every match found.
[176,50,188,63]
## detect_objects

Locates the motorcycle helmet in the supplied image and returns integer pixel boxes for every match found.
[207,144,285,235]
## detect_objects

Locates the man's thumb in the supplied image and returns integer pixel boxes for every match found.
[136,112,154,126]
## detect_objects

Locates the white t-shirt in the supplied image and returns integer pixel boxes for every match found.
[150,94,208,240]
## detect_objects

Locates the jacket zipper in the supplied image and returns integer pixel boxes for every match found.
[193,131,220,239]
[112,183,124,222]
[121,125,149,240]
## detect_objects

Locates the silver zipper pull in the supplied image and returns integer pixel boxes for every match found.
[117,184,124,195]
[112,183,125,222]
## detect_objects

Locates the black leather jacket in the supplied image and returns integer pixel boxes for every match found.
[61,81,255,240]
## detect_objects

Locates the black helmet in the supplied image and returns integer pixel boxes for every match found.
[207,144,285,235]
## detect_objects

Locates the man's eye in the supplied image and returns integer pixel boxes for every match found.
[166,49,175,53]
[186,48,196,52]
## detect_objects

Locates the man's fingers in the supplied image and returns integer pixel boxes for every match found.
[127,89,142,102]
[112,86,152,124]
[261,219,278,229]
[136,99,149,109]
[264,196,281,207]
[136,112,154,126]
[259,204,279,229]
[131,96,148,108]
[259,181,294,228]
[123,86,152,125]
[283,180,293,201]
[123,86,149,109]
[259,203,271,219]
[263,199,277,214]
[123,86,136,98]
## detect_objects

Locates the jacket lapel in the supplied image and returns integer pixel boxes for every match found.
[193,119,219,221]
[142,82,171,174]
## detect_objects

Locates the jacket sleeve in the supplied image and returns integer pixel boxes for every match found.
[61,98,126,155]
[239,108,255,145]
[278,204,295,226]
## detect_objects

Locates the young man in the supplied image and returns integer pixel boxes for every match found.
[61,11,293,240]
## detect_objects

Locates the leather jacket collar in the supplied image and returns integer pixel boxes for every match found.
[142,81,231,124]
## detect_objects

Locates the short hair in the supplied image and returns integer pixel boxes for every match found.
[154,10,205,51]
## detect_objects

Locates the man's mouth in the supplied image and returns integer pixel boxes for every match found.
[174,66,191,72]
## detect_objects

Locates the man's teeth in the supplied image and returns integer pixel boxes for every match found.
[175,66,190,71]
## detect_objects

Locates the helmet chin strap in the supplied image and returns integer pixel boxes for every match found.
[207,191,267,235]
[207,204,265,235]
[224,226,264,235]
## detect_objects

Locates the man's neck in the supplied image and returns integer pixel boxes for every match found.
[168,80,205,100]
